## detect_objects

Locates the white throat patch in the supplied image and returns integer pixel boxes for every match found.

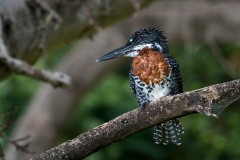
[125,44,153,57]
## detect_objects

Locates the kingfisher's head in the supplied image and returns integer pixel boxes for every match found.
[96,28,169,62]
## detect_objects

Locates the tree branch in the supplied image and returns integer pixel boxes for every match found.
[31,79,240,159]
[0,19,71,87]
[0,43,71,87]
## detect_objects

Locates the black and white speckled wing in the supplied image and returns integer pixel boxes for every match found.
[166,55,183,95]
[129,67,150,108]
[129,67,137,97]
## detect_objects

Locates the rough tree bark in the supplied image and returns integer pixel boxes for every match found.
[3,0,240,160]
[31,79,240,159]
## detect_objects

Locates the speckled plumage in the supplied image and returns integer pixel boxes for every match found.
[129,47,184,145]
[128,29,184,145]
[97,28,184,145]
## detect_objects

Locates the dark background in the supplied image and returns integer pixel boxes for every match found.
[1,1,240,160]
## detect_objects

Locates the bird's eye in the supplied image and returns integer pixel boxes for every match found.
[129,38,133,43]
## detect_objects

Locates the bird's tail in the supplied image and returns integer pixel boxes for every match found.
[153,118,184,145]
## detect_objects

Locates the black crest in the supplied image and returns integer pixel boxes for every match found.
[127,28,169,53]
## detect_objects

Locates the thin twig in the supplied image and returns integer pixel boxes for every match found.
[0,110,34,154]
[1,135,34,154]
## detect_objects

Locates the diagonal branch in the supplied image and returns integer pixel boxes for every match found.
[32,79,240,160]
[0,55,71,87]
[0,45,71,87]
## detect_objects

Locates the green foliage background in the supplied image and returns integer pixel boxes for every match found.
[0,43,240,160]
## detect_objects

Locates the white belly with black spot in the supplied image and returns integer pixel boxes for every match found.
[146,83,170,102]
[131,75,171,107]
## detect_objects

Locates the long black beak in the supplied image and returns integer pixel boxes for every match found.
[96,44,134,62]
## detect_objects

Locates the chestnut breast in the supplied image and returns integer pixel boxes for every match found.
[132,48,170,85]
